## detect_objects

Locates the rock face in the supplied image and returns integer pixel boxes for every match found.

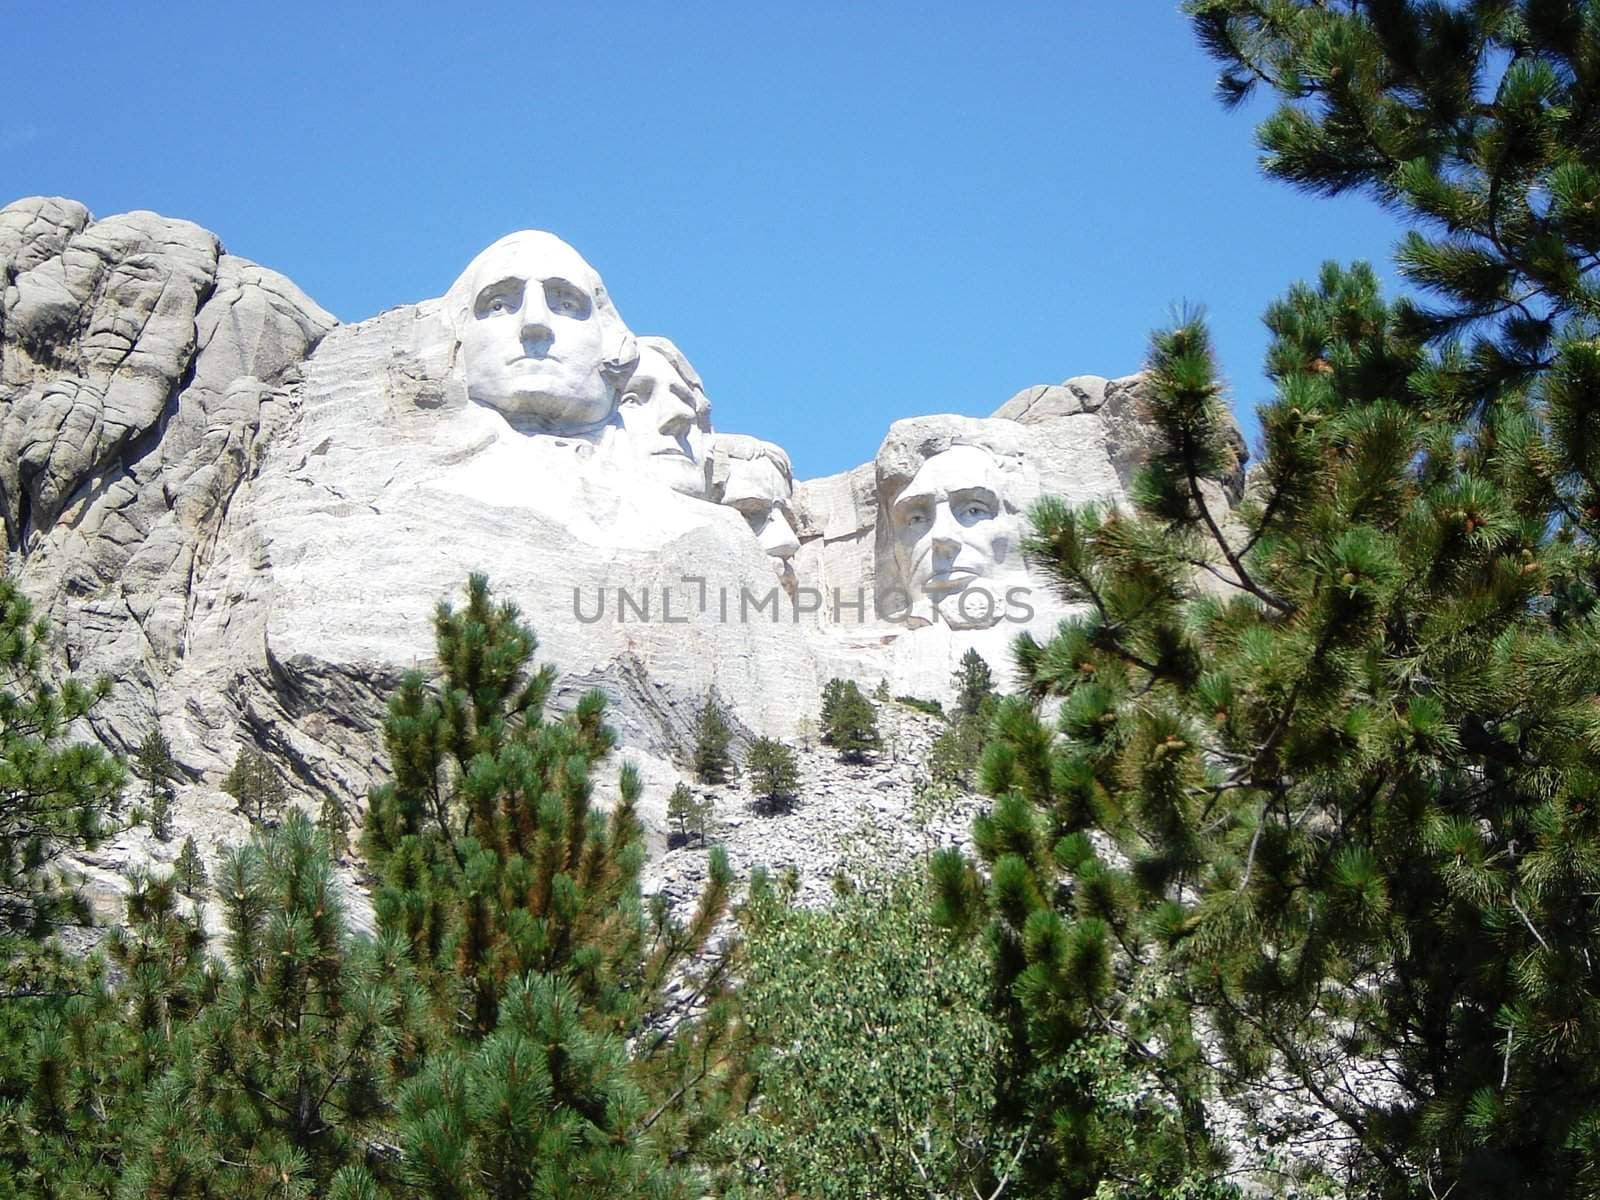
[1,198,334,764]
[1,195,1244,906]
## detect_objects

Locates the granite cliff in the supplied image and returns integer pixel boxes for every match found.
[0,195,1243,911]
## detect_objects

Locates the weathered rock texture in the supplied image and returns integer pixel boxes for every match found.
[2,198,334,767]
[1,196,1243,919]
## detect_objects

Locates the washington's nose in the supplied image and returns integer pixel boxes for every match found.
[519,294,553,349]
[761,509,800,561]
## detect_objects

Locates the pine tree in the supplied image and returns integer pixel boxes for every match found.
[690,791,715,847]
[819,677,847,741]
[0,572,129,1194]
[1187,0,1600,411]
[361,574,743,1185]
[951,648,996,720]
[0,572,124,963]
[824,681,881,763]
[318,792,352,860]
[693,692,734,784]
[937,272,1600,1194]
[221,745,288,826]
[5,863,214,1194]
[1112,6,1600,1192]
[668,781,696,844]
[133,727,177,842]
[745,737,800,813]
[117,811,425,1199]
[173,835,208,898]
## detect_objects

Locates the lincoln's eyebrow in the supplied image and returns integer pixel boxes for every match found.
[950,486,999,508]
[894,490,936,514]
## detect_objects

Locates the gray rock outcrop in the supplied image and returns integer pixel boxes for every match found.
[2,197,334,766]
[1,195,1245,919]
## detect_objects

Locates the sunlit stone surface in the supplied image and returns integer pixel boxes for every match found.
[0,197,1243,877]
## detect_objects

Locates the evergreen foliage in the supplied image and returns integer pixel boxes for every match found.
[117,811,425,1198]
[318,793,352,860]
[0,574,124,956]
[1187,0,1600,414]
[173,835,208,898]
[668,780,697,844]
[745,737,799,813]
[938,262,1600,1194]
[221,745,288,826]
[822,680,881,762]
[360,574,743,1186]
[3,863,213,1194]
[693,692,734,784]
[819,677,847,735]
[892,694,944,718]
[951,648,997,720]
[132,728,177,842]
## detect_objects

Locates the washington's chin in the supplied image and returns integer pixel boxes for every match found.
[469,383,613,430]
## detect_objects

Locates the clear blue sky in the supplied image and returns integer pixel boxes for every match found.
[9,2,1410,479]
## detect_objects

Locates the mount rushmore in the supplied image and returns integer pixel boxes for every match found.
[0,194,1243,861]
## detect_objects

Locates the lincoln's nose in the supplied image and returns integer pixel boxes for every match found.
[929,505,962,560]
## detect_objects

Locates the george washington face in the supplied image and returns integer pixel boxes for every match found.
[451,231,635,433]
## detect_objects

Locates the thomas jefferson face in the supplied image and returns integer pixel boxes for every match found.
[890,445,1019,626]
[454,232,626,432]
[618,343,710,497]
[723,455,799,565]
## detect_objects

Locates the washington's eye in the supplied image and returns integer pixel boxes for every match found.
[474,280,523,319]
[545,281,591,319]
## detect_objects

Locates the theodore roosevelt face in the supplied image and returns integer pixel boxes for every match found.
[890,444,1019,625]
[452,231,632,432]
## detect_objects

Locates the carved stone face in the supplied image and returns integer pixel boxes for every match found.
[723,455,799,566]
[890,444,1020,627]
[451,231,633,432]
[617,342,710,497]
